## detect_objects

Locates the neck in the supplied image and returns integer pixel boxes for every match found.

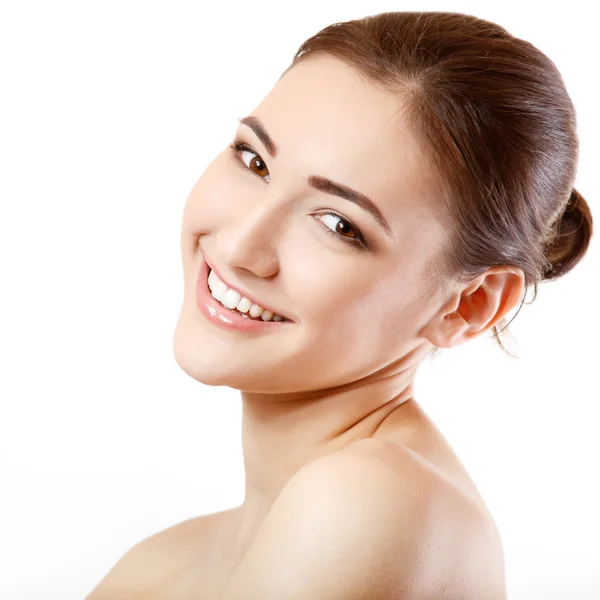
[235,342,431,533]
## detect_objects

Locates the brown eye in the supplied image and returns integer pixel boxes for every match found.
[316,213,358,240]
[228,139,368,251]
[315,213,365,247]
[229,140,270,183]
[246,152,269,180]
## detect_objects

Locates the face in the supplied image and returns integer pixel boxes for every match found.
[173,54,452,393]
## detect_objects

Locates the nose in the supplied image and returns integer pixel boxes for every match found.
[215,194,290,279]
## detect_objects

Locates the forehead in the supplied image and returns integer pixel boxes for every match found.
[248,55,447,240]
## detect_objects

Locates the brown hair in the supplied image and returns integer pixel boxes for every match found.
[280,11,594,357]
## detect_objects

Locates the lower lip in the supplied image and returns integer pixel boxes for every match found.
[195,256,292,333]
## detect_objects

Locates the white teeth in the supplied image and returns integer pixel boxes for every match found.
[208,269,217,290]
[207,268,286,322]
[221,288,241,309]
[211,278,227,302]
[236,297,252,313]
[249,304,264,318]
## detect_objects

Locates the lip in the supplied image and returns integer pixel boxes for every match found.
[204,254,294,322]
[196,255,293,333]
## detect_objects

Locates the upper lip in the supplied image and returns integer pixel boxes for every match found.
[203,255,294,322]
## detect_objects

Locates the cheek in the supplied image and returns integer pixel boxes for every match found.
[312,275,422,340]
[294,269,378,332]
[182,158,238,225]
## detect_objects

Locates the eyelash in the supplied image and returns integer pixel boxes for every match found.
[227,139,368,250]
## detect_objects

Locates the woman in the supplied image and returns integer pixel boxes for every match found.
[87,10,593,600]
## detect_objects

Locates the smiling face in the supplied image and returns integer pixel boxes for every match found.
[173,54,453,393]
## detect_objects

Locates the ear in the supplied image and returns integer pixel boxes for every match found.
[421,267,525,349]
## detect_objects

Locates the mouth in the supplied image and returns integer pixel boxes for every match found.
[200,253,294,324]
[208,268,291,322]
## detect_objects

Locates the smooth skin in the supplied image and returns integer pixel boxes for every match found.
[219,438,507,599]
[87,53,520,598]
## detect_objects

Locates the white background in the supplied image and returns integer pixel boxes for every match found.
[1,1,598,598]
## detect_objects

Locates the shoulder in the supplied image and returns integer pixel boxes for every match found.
[222,438,507,600]
[84,510,230,599]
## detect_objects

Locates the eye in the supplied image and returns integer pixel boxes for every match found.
[228,140,270,183]
[314,212,366,247]
[227,138,369,251]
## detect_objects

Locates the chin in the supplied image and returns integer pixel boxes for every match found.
[171,312,231,387]
[171,311,275,390]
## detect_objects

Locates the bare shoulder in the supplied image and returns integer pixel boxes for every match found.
[324,438,507,597]
[222,438,507,600]
[84,508,235,600]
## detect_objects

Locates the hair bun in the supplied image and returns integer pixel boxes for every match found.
[542,188,594,281]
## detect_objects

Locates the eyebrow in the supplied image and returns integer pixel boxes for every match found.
[237,116,393,238]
